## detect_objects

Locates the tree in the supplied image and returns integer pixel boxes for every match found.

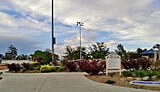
[64,46,74,60]
[16,54,30,60]
[5,45,18,60]
[89,42,109,59]
[136,48,143,54]
[64,46,87,60]
[127,51,141,59]
[115,44,126,60]
[9,45,18,59]
[32,50,56,64]
[0,54,3,59]
[153,44,160,50]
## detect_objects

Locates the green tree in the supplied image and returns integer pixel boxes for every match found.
[115,44,126,60]
[89,42,109,59]
[64,46,87,60]
[136,48,143,54]
[127,51,141,59]
[16,54,30,60]
[5,45,18,60]
[64,46,74,60]
[32,50,54,64]
[153,44,160,50]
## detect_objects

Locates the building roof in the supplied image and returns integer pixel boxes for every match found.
[141,49,154,55]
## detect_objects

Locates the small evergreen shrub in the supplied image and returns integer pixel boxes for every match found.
[106,80,116,84]
[122,71,132,77]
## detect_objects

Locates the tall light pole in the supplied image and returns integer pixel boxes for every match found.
[52,0,56,61]
[77,22,84,60]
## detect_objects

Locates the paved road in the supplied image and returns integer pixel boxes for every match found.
[0,73,159,92]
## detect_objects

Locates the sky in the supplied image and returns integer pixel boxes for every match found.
[0,0,160,56]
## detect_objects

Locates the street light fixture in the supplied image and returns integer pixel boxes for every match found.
[77,22,84,60]
[52,0,56,61]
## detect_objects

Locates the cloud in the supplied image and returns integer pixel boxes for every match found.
[0,35,42,54]
[0,0,160,55]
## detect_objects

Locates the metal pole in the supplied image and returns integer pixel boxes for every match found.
[52,0,55,61]
[79,25,82,60]
[77,22,84,60]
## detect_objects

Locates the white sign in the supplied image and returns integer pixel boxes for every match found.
[106,53,121,76]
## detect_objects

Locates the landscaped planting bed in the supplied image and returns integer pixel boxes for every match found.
[85,73,160,91]
[6,62,66,73]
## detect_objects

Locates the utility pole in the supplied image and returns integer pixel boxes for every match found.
[52,0,56,61]
[77,22,84,60]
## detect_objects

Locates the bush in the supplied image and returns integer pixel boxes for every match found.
[30,62,40,66]
[40,65,54,73]
[78,60,103,75]
[7,63,21,72]
[21,63,30,70]
[66,62,77,72]
[106,80,116,84]
[156,71,160,78]
[133,70,157,78]
[30,62,41,70]
[134,70,145,77]
[122,58,153,71]
[122,70,160,78]
[140,58,153,70]
[122,71,132,77]
[54,66,66,72]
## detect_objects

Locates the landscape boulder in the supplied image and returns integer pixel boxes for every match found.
[142,76,150,81]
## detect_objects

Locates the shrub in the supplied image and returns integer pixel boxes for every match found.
[40,65,54,73]
[7,63,21,72]
[140,58,153,70]
[54,66,66,72]
[78,60,103,75]
[122,58,153,71]
[30,62,40,66]
[106,80,116,84]
[97,61,106,74]
[66,62,77,72]
[133,70,157,78]
[156,71,160,78]
[122,71,132,77]
[134,70,145,77]
[122,59,140,71]
[30,62,41,70]
[21,63,30,70]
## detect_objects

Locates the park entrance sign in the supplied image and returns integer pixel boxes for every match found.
[106,53,121,76]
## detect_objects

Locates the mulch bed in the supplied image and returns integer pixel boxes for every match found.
[0,65,8,70]
[85,74,160,91]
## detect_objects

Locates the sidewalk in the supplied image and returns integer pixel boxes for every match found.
[0,73,159,92]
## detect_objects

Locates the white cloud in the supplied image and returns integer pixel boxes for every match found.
[0,0,160,55]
